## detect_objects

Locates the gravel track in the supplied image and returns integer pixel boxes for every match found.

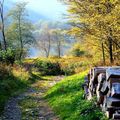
[0,76,64,120]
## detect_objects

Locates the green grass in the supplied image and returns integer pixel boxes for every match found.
[0,68,55,114]
[0,67,36,114]
[45,72,107,120]
[19,96,40,120]
[0,74,29,113]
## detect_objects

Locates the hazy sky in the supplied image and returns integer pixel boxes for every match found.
[8,0,67,20]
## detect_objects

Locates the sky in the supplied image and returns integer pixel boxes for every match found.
[8,0,67,20]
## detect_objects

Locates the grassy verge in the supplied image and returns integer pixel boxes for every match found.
[0,61,57,115]
[45,72,107,120]
[0,75,28,113]
[0,66,33,114]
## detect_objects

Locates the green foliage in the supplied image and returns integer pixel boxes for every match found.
[0,64,10,78]
[70,43,85,57]
[25,57,91,75]
[0,63,32,113]
[62,66,75,76]
[35,60,63,75]
[71,48,85,57]
[6,2,35,60]
[18,96,40,120]
[45,72,107,120]
[0,48,15,65]
[63,0,120,64]
[61,61,90,75]
[34,58,89,76]
[0,73,28,113]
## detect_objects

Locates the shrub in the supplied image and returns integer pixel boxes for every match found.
[62,65,75,75]
[26,57,91,75]
[35,60,63,75]
[0,63,12,78]
[71,48,85,57]
[0,48,15,65]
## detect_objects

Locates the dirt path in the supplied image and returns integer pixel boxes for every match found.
[0,76,64,120]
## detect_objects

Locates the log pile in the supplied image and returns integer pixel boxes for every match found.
[83,66,120,119]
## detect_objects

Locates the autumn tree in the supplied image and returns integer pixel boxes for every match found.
[61,0,120,64]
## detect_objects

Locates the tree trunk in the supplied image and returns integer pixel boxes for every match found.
[18,13,23,60]
[101,42,105,65]
[0,42,2,50]
[56,32,61,58]
[46,50,49,58]
[108,28,114,64]
[0,0,7,51]
[57,40,61,58]
[108,36,113,64]
[47,34,51,58]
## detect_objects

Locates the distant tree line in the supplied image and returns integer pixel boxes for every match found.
[35,21,71,58]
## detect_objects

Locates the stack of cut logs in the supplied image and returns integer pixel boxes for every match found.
[83,66,120,119]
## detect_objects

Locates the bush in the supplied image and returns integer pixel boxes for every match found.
[61,61,90,75]
[35,60,63,75]
[71,48,85,57]
[26,57,91,75]
[62,64,75,75]
[0,48,15,65]
[0,63,11,80]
